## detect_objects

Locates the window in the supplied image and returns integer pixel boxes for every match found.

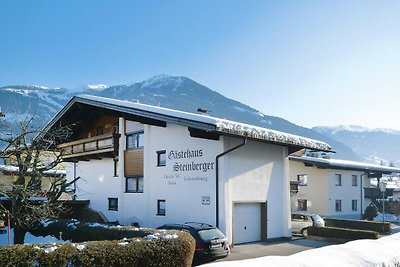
[297,174,308,186]
[291,214,308,222]
[335,200,342,212]
[108,198,118,211]
[298,199,307,211]
[352,175,358,186]
[113,158,119,177]
[157,150,166,166]
[352,200,358,211]
[126,176,144,193]
[126,131,144,149]
[157,199,166,216]
[335,174,342,186]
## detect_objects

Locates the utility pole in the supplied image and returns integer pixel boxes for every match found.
[379,181,387,233]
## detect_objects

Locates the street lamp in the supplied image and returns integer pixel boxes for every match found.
[379,181,387,224]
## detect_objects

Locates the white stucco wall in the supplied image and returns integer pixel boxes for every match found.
[68,158,121,222]
[220,138,290,241]
[143,123,223,228]
[327,170,365,218]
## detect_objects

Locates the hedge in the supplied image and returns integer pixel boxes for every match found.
[324,218,391,234]
[0,230,195,267]
[307,226,379,240]
[30,220,153,242]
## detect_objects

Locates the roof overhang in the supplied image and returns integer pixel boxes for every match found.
[289,156,400,175]
[43,95,216,134]
[42,95,332,153]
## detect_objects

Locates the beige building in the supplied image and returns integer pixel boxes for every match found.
[289,155,400,219]
[0,164,68,200]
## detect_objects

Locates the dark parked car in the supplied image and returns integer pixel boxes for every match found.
[157,222,230,260]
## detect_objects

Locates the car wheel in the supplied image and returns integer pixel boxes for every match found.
[301,228,308,237]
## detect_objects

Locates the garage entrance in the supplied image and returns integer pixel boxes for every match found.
[233,202,267,245]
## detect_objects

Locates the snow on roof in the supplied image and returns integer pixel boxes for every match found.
[215,120,331,151]
[71,95,332,152]
[203,233,400,267]
[0,165,66,176]
[290,156,400,173]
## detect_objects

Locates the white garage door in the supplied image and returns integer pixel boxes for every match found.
[233,203,261,244]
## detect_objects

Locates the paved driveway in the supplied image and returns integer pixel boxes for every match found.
[214,237,335,263]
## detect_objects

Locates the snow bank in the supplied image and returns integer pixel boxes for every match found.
[204,234,400,267]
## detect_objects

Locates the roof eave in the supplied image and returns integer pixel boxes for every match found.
[44,95,217,133]
[289,156,400,174]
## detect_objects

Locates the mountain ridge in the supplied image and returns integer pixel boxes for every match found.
[0,75,365,162]
[313,125,400,165]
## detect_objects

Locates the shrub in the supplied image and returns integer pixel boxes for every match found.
[0,230,195,267]
[307,226,379,240]
[30,220,154,242]
[364,203,378,221]
[324,218,390,234]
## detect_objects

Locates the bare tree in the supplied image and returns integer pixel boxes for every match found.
[0,113,78,244]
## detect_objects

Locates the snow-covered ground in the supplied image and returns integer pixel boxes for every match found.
[203,233,400,267]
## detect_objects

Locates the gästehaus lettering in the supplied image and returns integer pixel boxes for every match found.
[168,149,203,159]
[173,161,215,172]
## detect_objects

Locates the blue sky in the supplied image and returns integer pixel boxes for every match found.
[1,1,400,130]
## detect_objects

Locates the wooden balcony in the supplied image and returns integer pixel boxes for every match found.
[364,187,394,199]
[58,133,120,162]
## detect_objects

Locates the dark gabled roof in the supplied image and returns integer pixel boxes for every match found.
[43,95,332,152]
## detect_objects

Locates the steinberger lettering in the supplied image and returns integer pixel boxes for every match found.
[168,149,203,160]
[173,161,215,173]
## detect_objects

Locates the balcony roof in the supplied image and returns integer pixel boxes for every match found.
[43,95,332,153]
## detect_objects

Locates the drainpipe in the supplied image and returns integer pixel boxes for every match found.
[215,138,247,227]
[360,172,366,218]
[73,161,77,200]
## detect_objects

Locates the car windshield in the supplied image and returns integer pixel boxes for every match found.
[198,228,225,240]
[311,215,323,222]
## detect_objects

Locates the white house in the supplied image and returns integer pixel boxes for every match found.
[42,95,331,244]
[289,155,400,219]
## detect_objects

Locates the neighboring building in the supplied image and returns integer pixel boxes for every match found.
[0,164,68,200]
[289,155,400,219]
[370,177,400,201]
[42,95,331,244]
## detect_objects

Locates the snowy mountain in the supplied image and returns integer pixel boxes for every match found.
[0,75,359,160]
[0,85,70,127]
[313,125,400,166]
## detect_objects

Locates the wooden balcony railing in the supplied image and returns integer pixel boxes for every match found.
[364,187,394,199]
[58,133,120,161]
